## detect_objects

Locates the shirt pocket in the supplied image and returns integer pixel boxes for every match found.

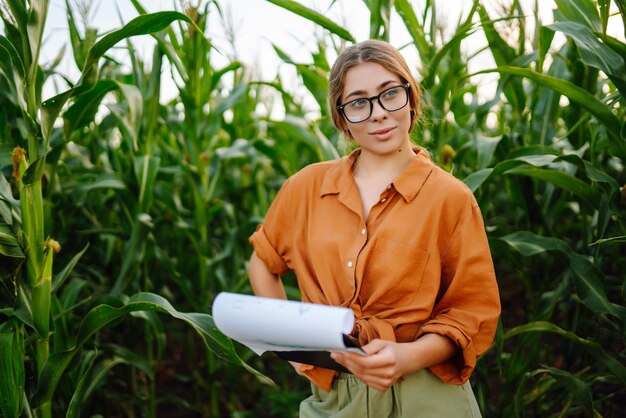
[360,237,430,310]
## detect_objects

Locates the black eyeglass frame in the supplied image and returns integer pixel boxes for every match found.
[337,82,411,124]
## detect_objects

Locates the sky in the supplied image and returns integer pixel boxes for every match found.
[32,0,626,115]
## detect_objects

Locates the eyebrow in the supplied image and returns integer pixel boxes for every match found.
[344,80,400,101]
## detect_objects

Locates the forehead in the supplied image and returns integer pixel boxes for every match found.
[342,62,401,99]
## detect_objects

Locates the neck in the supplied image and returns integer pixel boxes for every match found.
[354,143,417,180]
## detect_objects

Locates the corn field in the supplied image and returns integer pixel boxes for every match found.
[0,0,624,416]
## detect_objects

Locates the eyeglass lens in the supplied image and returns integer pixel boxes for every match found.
[342,85,408,123]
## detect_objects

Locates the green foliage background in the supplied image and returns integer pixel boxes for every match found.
[0,0,625,416]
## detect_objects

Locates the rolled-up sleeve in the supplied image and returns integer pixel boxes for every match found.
[248,178,294,276]
[419,201,501,384]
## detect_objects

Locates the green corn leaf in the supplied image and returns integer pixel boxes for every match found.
[265,0,355,42]
[25,0,50,82]
[0,35,25,79]
[589,235,626,246]
[133,155,160,213]
[548,22,625,79]
[464,168,493,193]
[32,247,53,337]
[463,159,525,192]
[473,66,626,158]
[0,223,24,258]
[21,156,45,186]
[503,167,601,204]
[394,0,431,59]
[61,79,118,138]
[554,0,601,31]
[504,321,626,386]
[83,12,191,79]
[0,326,24,418]
[41,11,191,141]
[69,173,127,206]
[477,7,526,112]
[111,213,153,295]
[422,23,477,89]
[540,367,595,415]
[210,61,242,93]
[270,118,339,162]
[500,231,623,323]
[31,292,272,407]
[367,0,391,40]
[4,0,28,31]
[0,198,14,228]
[66,351,143,418]
[601,33,626,61]
[0,170,17,205]
[52,243,89,292]
[296,64,328,113]
[128,311,166,361]
[65,350,98,418]
[537,25,555,72]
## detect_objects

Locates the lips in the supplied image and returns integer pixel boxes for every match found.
[370,126,396,141]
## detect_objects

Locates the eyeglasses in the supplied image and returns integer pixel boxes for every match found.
[337,83,410,123]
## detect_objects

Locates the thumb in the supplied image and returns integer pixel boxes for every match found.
[362,338,389,355]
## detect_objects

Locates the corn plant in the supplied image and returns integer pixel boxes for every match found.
[0,1,265,417]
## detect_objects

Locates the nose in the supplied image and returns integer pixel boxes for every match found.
[370,98,387,120]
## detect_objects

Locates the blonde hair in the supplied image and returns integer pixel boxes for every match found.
[328,40,422,137]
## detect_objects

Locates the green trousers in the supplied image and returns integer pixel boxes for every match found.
[300,369,481,418]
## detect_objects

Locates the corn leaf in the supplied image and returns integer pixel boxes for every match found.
[394,0,431,59]
[540,367,595,415]
[503,167,600,204]
[265,0,355,42]
[554,0,601,31]
[133,156,160,213]
[589,235,626,246]
[25,0,49,81]
[41,11,192,141]
[61,79,118,138]
[0,224,23,258]
[111,214,153,295]
[548,22,625,79]
[0,323,24,418]
[366,0,391,40]
[474,66,626,158]
[500,232,624,323]
[52,243,89,292]
[505,321,626,386]
[477,7,526,112]
[4,0,28,32]
[31,292,271,407]
[270,118,339,162]
[0,35,25,79]
[66,351,142,418]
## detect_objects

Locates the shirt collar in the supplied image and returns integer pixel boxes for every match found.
[319,147,435,203]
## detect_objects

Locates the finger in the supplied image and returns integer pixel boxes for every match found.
[331,352,349,368]
[361,339,389,355]
[343,350,395,369]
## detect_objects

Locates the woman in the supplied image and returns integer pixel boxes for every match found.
[248,39,500,417]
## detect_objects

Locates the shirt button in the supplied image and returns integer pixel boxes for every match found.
[347,261,353,268]
[381,198,387,203]
[361,228,366,235]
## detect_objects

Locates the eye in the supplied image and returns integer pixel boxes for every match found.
[348,98,368,109]
[382,88,399,99]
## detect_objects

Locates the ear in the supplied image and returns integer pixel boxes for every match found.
[409,109,416,132]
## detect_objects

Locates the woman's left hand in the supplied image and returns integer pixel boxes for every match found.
[330,339,415,392]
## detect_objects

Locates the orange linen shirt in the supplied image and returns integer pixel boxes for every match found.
[249,148,501,392]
